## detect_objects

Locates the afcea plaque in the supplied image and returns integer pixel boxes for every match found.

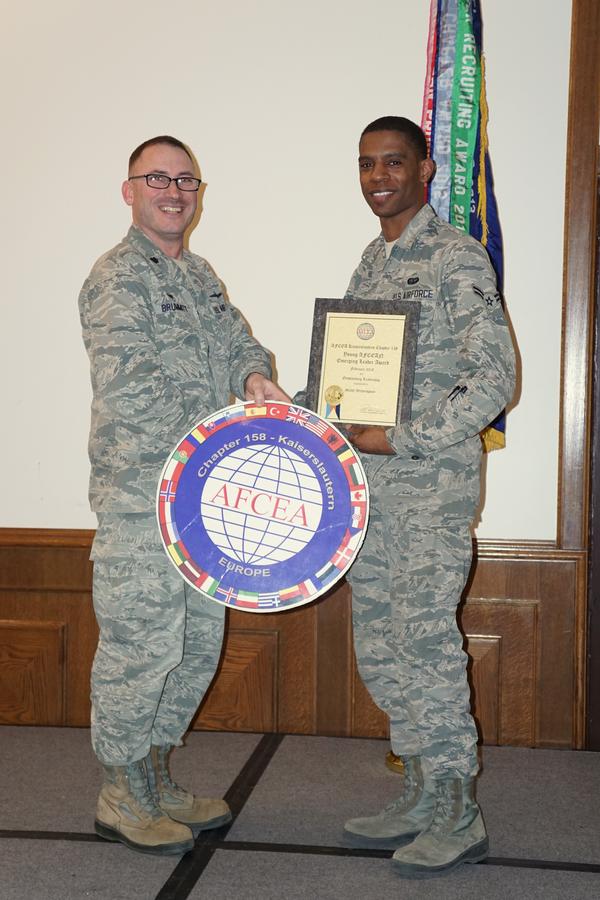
[157,402,369,613]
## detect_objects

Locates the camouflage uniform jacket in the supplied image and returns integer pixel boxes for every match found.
[345,204,516,486]
[79,225,272,513]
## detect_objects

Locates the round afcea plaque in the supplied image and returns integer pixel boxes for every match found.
[156,402,369,612]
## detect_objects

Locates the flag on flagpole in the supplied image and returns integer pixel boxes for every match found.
[421,0,506,451]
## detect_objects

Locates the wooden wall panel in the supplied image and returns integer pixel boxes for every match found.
[467,636,501,745]
[195,628,279,733]
[0,530,587,749]
[220,601,319,735]
[0,590,98,726]
[0,531,97,726]
[467,545,585,747]
[0,620,66,725]
[351,666,390,739]
[461,600,538,746]
[316,581,354,736]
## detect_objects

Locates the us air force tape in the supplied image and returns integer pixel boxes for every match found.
[156,402,369,612]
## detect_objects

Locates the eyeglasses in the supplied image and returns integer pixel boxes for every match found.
[128,173,202,192]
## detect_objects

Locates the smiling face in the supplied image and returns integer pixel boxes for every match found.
[358,130,434,241]
[121,143,198,257]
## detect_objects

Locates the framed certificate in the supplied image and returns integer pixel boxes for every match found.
[305,298,420,427]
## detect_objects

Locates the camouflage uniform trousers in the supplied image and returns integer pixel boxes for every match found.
[347,466,479,779]
[90,514,225,766]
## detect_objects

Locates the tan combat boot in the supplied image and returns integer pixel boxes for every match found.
[391,776,489,877]
[344,756,435,846]
[95,759,195,855]
[147,745,232,832]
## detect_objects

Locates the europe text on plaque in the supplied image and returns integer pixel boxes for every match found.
[305,298,420,426]
[156,402,369,613]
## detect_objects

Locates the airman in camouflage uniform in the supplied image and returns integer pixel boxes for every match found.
[79,135,289,856]
[341,118,516,877]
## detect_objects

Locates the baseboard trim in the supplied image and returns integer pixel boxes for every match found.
[0,528,95,548]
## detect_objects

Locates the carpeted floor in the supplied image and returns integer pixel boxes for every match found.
[1,727,599,899]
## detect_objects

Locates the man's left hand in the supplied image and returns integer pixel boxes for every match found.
[346,424,395,455]
[244,373,291,405]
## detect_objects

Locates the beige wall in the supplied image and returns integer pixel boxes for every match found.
[1,0,571,538]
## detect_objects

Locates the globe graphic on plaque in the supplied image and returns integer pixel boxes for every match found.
[157,402,369,612]
[201,444,322,566]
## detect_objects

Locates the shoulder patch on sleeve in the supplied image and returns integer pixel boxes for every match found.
[473,284,502,309]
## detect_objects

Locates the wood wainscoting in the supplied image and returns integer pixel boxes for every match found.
[0,529,586,748]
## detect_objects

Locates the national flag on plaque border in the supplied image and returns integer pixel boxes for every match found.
[421,0,506,451]
[156,402,370,613]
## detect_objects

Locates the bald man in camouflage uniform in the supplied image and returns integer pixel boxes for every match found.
[79,135,288,856]
[341,117,515,877]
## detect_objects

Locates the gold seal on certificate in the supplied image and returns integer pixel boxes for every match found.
[325,385,344,405]
[305,298,421,426]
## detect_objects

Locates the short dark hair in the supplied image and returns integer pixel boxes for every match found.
[128,135,193,172]
[361,116,428,160]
